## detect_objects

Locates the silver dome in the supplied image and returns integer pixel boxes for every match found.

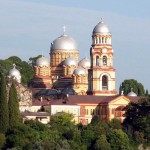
[8,64,21,83]
[8,64,21,77]
[93,20,111,35]
[78,57,91,68]
[63,56,77,66]
[127,90,137,97]
[36,56,50,67]
[73,67,87,75]
[51,34,78,51]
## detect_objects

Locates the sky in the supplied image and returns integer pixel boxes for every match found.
[0,0,150,93]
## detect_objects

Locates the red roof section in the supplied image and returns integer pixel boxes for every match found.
[32,95,141,106]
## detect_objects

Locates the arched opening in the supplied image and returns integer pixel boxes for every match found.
[43,68,46,76]
[114,106,125,122]
[102,75,108,91]
[105,37,108,44]
[102,37,104,43]
[96,56,99,66]
[103,56,107,66]
[38,68,40,76]
[66,68,69,75]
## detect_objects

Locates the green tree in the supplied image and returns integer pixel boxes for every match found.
[81,128,95,148]
[0,59,12,75]
[145,89,149,96]
[120,79,145,96]
[7,56,22,65]
[109,118,122,129]
[0,74,9,133]
[108,129,130,150]
[55,139,70,150]
[94,134,111,150]
[119,84,122,95]
[24,120,48,131]
[8,81,21,128]
[28,55,42,67]
[6,123,40,149]
[50,113,74,130]
[20,61,33,85]
[123,96,150,146]
[0,133,6,149]
[0,56,34,85]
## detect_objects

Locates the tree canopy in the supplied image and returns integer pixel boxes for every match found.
[0,56,33,85]
[0,74,9,133]
[8,81,21,128]
[0,110,148,149]
[119,79,146,96]
[123,96,150,147]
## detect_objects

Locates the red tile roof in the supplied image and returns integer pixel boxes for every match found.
[32,100,51,106]
[50,95,129,105]
[32,95,141,106]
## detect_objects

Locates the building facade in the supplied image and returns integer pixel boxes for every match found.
[31,19,117,97]
[7,19,139,124]
[50,95,140,124]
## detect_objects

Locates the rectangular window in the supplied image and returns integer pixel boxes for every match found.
[102,108,107,115]
[86,109,88,115]
[115,111,120,117]
[90,109,93,115]
[80,119,82,123]
[73,109,76,115]
[112,108,114,114]
[86,119,88,125]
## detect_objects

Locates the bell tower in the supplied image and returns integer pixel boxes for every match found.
[88,19,117,96]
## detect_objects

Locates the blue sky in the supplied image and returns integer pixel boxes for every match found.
[0,0,150,93]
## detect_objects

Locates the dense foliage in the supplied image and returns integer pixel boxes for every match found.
[0,72,149,149]
[0,113,145,150]
[0,75,9,133]
[0,56,33,85]
[0,104,149,150]
[123,96,150,147]
[28,55,42,67]
[8,81,21,129]
[119,79,146,96]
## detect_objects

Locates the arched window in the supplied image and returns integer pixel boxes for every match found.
[102,37,104,43]
[105,37,107,44]
[102,75,108,90]
[96,56,99,66]
[67,68,69,75]
[43,68,46,76]
[103,56,107,66]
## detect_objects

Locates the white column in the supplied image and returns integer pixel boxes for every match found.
[97,37,99,44]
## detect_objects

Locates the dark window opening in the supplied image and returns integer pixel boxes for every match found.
[103,56,107,66]
[102,75,108,91]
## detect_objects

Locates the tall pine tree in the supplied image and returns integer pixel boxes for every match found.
[0,74,9,133]
[8,81,20,128]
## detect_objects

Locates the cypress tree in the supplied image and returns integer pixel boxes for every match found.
[145,89,149,96]
[8,81,20,128]
[0,74,9,133]
[119,84,122,95]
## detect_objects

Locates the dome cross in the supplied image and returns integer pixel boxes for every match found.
[100,17,103,22]
[63,25,67,35]
[13,64,16,69]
